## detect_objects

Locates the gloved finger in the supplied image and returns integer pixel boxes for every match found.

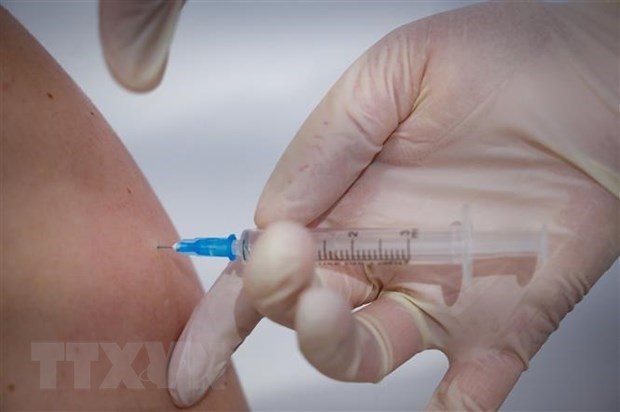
[295,288,428,382]
[426,351,524,411]
[99,0,185,92]
[167,262,262,408]
[243,221,377,328]
[255,22,429,227]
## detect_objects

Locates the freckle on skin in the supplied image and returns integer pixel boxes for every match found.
[127,187,132,194]
[46,92,53,100]
[7,383,15,392]
[299,164,309,172]
[90,111,94,116]
[323,120,329,126]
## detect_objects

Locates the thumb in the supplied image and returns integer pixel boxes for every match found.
[426,351,525,411]
[255,23,428,226]
[167,262,262,407]
[99,0,185,92]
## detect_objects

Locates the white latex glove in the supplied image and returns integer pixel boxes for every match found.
[99,0,184,92]
[245,3,619,410]
[100,1,619,409]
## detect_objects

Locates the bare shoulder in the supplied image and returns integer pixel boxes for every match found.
[0,6,247,410]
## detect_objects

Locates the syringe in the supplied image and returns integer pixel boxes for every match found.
[157,213,547,282]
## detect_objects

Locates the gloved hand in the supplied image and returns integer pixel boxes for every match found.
[99,0,185,92]
[243,2,619,410]
[99,1,619,409]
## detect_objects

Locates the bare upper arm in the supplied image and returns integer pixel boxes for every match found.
[0,7,247,410]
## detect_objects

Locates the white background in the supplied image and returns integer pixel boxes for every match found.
[3,1,618,410]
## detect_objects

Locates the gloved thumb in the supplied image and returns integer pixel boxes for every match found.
[167,262,262,407]
[99,0,185,92]
[426,351,524,411]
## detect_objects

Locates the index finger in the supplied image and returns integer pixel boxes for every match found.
[255,23,427,227]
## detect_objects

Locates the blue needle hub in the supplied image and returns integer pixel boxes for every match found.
[173,234,237,261]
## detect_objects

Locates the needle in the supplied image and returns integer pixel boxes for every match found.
[157,245,173,249]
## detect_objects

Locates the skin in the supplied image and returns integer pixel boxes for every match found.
[0,7,247,411]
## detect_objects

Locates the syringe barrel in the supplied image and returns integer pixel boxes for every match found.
[235,227,545,265]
